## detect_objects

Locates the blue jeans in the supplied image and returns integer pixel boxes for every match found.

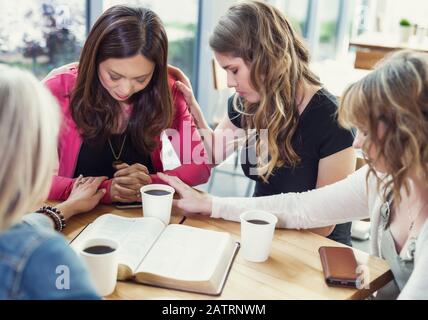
[327,222,353,247]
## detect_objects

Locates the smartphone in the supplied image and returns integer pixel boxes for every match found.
[318,246,359,288]
[114,202,142,209]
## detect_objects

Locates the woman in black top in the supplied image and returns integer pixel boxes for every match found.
[169,2,355,245]
[229,89,353,196]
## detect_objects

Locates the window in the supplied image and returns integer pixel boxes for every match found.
[281,0,310,37]
[317,0,341,60]
[355,0,428,34]
[352,0,371,36]
[275,0,358,61]
[103,0,200,85]
[0,0,86,79]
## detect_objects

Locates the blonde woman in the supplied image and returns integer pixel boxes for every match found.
[0,64,104,299]
[170,1,356,245]
[160,50,428,299]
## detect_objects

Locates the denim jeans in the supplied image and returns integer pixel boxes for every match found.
[327,222,353,247]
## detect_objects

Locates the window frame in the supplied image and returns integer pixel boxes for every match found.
[86,0,201,94]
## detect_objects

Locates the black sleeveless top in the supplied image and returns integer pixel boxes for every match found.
[228,89,355,245]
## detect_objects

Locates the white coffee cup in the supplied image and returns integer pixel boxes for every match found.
[416,26,426,44]
[240,210,278,262]
[80,238,119,297]
[140,184,175,225]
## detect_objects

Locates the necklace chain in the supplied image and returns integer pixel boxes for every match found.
[108,134,127,161]
[407,199,428,232]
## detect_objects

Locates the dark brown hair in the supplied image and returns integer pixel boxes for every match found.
[209,1,320,180]
[70,5,173,154]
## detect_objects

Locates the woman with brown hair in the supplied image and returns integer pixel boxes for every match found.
[171,1,356,245]
[45,5,210,205]
[160,50,428,299]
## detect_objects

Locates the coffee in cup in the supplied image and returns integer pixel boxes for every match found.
[80,238,119,297]
[140,184,175,225]
[240,210,278,262]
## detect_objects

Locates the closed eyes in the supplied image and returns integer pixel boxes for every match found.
[109,74,148,84]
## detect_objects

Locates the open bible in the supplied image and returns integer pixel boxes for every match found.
[70,214,239,296]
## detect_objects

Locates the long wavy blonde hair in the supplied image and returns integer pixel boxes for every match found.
[0,64,60,231]
[338,50,428,203]
[209,1,320,180]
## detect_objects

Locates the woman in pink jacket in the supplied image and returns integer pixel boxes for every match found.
[44,5,210,204]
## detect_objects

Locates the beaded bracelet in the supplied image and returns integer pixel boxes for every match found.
[36,206,66,232]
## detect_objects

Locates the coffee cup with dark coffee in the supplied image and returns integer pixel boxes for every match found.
[140,184,175,225]
[240,210,278,262]
[80,238,119,297]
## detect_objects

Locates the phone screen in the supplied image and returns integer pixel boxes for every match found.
[114,202,142,209]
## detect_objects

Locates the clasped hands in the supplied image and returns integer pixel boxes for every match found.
[110,163,152,203]
[75,162,151,204]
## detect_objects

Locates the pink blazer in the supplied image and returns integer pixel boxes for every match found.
[44,65,210,204]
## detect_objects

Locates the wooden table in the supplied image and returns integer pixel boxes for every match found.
[63,205,393,300]
[350,32,428,53]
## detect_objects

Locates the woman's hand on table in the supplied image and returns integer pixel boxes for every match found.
[56,175,107,220]
[111,163,152,203]
[157,172,212,215]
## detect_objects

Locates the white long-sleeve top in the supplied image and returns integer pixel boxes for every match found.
[211,165,428,299]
